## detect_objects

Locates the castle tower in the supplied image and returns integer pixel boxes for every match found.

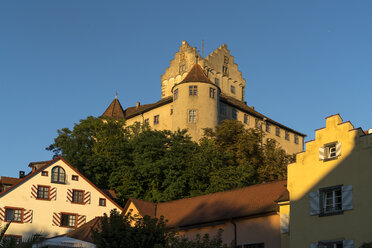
[171,63,219,141]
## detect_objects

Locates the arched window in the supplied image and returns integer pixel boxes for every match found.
[51,166,66,184]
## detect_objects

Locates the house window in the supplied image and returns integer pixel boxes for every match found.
[189,85,198,96]
[154,115,159,125]
[266,123,271,133]
[41,171,48,176]
[255,118,260,128]
[220,104,226,115]
[72,190,84,204]
[232,109,237,120]
[309,185,353,216]
[174,89,178,100]
[72,175,79,181]
[144,118,149,124]
[99,198,106,206]
[3,235,22,246]
[319,142,341,160]
[188,110,197,123]
[215,78,219,86]
[230,85,236,94]
[37,186,50,200]
[179,64,186,73]
[294,135,299,144]
[285,131,290,141]
[209,88,216,99]
[244,114,249,124]
[51,166,66,184]
[5,208,23,222]
[276,127,280,137]
[60,213,76,228]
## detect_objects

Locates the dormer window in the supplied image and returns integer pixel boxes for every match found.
[319,142,341,160]
[51,166,66,184]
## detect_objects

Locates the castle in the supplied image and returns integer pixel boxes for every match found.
[102,41,305,154]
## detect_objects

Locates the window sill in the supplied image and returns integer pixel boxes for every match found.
[319,210,343,217]
[60,225,76,229]
[36,198,51,201]
[51,181,66,185]
[323,156,339,162]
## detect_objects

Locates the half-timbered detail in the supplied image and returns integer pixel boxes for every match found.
[0,156,122,241]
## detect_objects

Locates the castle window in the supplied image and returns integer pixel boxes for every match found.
[215,78,220,86]
[5,208,23,222]
[266,123,271,133]
[188,110,197,123]
[174,89,178,100]
[154,115,159,125]
[72,190,84,204]
[189,85,198,96]
[37,186,50,200]
[285,131,290,141]
[222,65,228,76]
[99,198,106,206]
[276,127,280,137]
[232,109,237,120]
[209,88,216,99]
[294,135,299,144]
[51,166,66,184]
[61,213,77,228]
[230,85,235,94]
[179,64,186,73]
[244,114,249,124]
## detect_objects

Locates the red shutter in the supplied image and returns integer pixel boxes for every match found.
[84,191,91,205]
[31,185,38,199]
[77,215,86,228]
[52,212,61,226]
[0,207,5,221]
[50,187,57,200]
[67,189,73,202]
[24,210,33,223]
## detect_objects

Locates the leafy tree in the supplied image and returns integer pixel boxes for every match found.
[360,243,372,248]
[92,209,230,248]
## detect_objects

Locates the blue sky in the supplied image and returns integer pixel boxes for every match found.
[0,1,371,177]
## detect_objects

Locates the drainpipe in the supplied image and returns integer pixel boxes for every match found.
[230,218,237,248]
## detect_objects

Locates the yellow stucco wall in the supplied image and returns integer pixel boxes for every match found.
[0,159,120,239]
[288,114,372,247]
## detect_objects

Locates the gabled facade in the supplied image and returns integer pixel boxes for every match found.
[287,114,372,247]
[102,41,305,154]
[0,157,122,242]
[124,180,290,248]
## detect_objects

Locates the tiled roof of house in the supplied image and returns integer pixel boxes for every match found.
[123,96,172,119]
[102,98,125,119]
[179,64,213,84]
[124,180,288,228]
[65,216,102,243]
[0,176,21,186]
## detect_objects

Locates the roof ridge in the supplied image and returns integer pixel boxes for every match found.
[179,63,213,84]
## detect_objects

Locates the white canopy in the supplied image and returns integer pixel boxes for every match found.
[32,236,96,248]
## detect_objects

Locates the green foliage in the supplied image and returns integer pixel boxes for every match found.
[360,243,372,248]
[92,209,230,248]
[48,117,293,203]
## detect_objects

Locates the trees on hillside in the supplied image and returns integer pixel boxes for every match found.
[48,117,293,203]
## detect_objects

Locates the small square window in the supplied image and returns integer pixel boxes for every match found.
[320,142,341,160]
[189,85,198,96]
[41,171,48,176]
[72,190,84,204]
[244,114,249,124]
[99,198,106,206]
[5,208,23,222]
[276,127,280,137]
[230,85,236,94]
[232,109,237,120]
[154,115,159,125]
[37,186,50,200]
[72,175,79,181]
[188,110,197,123]
[285,131,290,141]
[61,213,76,228]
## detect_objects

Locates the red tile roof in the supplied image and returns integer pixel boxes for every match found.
[0,176,21,186]
[65,217,102,243]
[124,180,288,228]
[102,98,125,119]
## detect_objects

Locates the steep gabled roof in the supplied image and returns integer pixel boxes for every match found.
[65,216,102,243]
[102,97,125,119]
[124,180,288,228]
[179,64,213,84]
[123,96,173,119]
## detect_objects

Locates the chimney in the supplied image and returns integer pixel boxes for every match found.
[136,102,140,109]
[19,171,25,179]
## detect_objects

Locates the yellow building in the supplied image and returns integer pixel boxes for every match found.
[0,157,121,243]
[102,41,305,154]
[287,114,372,247]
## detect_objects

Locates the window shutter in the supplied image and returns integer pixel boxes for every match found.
[24,210,33,223]
[67,189,73,202]
[310,242,318,248]
[342,185,353,210]
[52,212,61,226]
[280,213,289,233]
[31,185,38,199]
[343,240,354,248]
[319,147,325,160]
[336,142,342,156]
[309,191,320,215]
[84,191,91,205]
[77,215,86,228]
[0,207,5,221]
[50,187,57,200]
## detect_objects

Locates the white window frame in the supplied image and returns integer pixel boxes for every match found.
[188,109,197,123]
[319,142,341,160]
